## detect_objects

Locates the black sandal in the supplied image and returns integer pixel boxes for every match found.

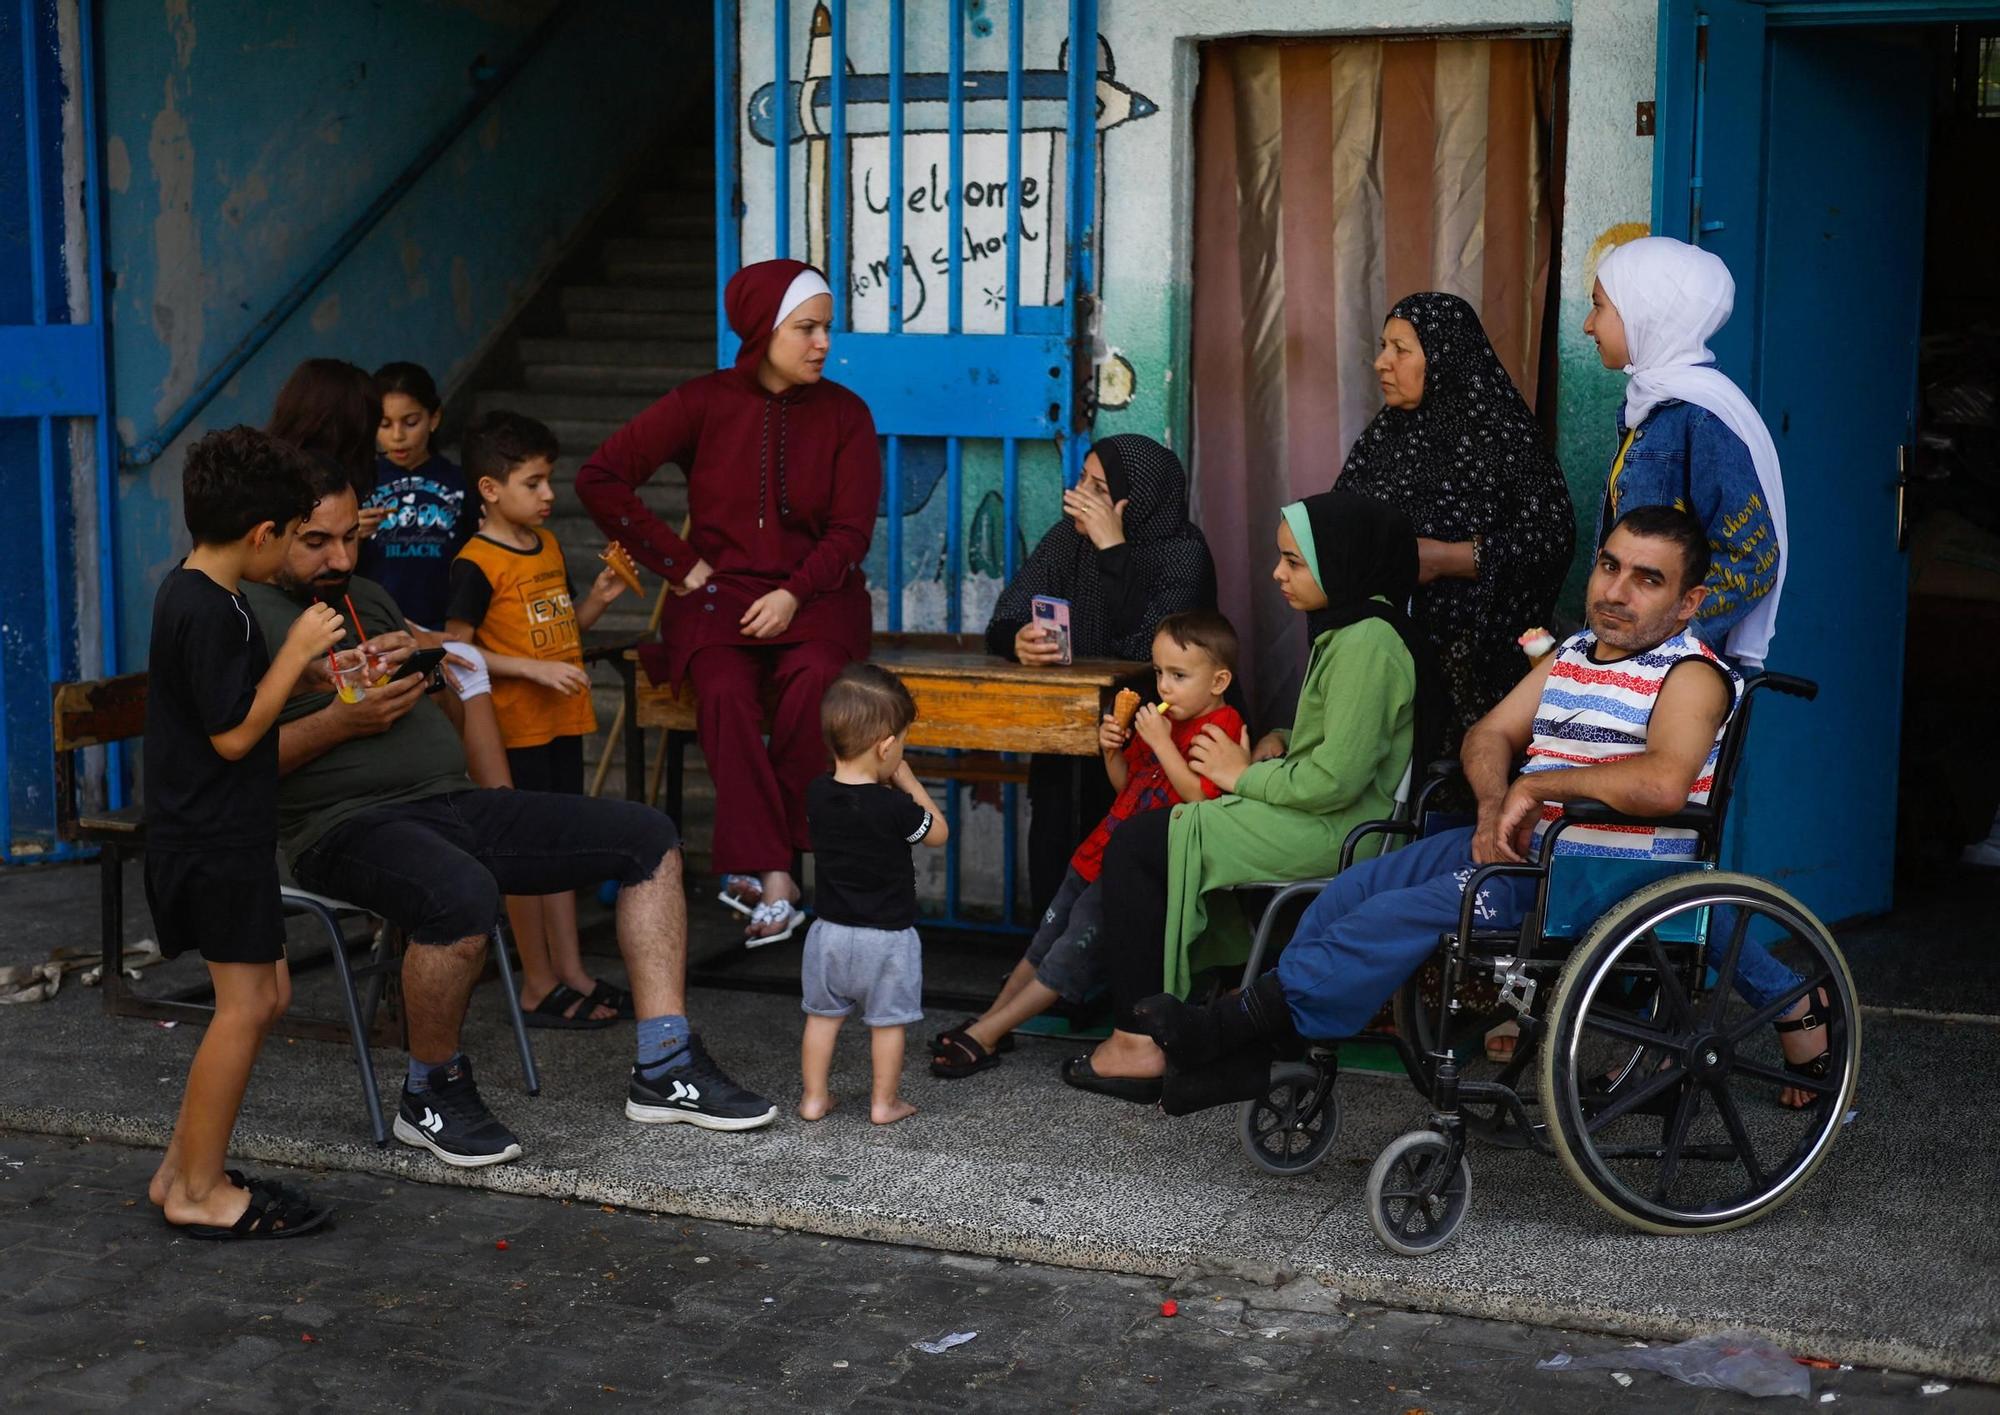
[1774,989,1833,1111]
[522,983,616,1030]
[930,1028,1004,1079]
[929,1016,1013,1055]
[177,1177,330,1241]
[1059,1053,1163,1105]
[588,981,636,1020]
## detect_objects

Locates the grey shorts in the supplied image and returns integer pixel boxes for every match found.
[1022,868,1106,1005]
[801,919,924,1027]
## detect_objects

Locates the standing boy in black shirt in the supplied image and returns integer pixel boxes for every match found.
[143,426,345,1239]
[798,665,948,1127]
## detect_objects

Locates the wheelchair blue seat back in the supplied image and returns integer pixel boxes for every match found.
[1541,856,1713,943]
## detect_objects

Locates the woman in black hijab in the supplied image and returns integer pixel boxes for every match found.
[985,434,1218,913]
[1062,491,1444,1102]
[1335,292,1573,750]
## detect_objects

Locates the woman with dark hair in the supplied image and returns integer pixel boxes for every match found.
[1328,292,1574,751]
[267,357,388,535]
[1063,491,1442,1102]
[982,434,1218,914]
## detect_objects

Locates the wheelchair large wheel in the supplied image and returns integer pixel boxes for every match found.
[1237,1062,1341,1175]
[1539,873,1860,1235]
[1366,1130,1473,1255]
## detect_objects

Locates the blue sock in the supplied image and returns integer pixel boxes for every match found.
[406,1053,461,1093]
[636,1015,691,1074]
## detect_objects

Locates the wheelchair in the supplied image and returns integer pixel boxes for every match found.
[1228,672,1861,1255]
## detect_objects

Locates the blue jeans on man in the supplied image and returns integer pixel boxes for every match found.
[1274,826,1801,1040]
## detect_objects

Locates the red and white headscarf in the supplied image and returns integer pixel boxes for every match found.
[725,259,832,374]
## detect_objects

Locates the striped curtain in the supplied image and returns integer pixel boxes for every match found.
[1192,37,1566,724]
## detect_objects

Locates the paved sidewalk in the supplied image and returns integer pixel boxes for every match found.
[3,1132,1992,1414]
[4,857,1997,1384]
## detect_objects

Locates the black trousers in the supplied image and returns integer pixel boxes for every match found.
[1026,753,1118,919]
[1096,807,1174,1030]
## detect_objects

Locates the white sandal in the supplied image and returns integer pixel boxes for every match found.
[716,874,762,917]
[744,898,807,949]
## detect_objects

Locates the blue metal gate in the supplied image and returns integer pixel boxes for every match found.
[1,0,121,861]
[715,0,1103,924]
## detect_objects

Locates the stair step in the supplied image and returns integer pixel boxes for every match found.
[471,389,662,425]
[602,258,717,289]
[519,336,714,368]
[636,190,718,221]
[541,419,645,454]
[563,312,718,340]
[601,237,717,268]
[639,213,718,240]
[524,364,712,394]
[560,285,708,315]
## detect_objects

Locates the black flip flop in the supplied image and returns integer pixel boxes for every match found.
[522,982,617,1030]
[175,1176,330,1241]
[929,1016,1014,1056]
[930,1028,1004,1080]
[588,981,636,1021]
[1060,1054,1163,1105]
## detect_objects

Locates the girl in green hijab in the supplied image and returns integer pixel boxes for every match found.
[1063,491,1441,1100]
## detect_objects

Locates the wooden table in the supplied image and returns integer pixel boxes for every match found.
[626,632,1135,842]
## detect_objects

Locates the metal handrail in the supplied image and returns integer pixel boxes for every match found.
[118,0,580,468]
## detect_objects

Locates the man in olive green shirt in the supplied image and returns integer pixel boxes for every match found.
[247,470,776,1169]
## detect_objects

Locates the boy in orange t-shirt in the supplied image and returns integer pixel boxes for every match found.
[447,412,628,1029]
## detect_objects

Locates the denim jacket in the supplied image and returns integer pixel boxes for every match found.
[1593,398,1779,655]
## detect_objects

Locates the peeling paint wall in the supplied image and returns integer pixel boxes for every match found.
[103,0,703,667]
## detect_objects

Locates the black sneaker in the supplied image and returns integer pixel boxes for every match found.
[625,1035,777,1131]
[392,1056,524,1167]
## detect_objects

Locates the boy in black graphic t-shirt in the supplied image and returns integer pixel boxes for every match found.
[142,427,345,1241]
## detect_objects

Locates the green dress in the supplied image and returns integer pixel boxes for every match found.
[1161,613,1416,997]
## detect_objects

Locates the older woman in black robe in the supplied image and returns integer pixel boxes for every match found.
[1333,292,1574,750]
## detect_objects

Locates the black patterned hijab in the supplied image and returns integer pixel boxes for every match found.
[1335,292,1573,745]
[990,434,1214,660]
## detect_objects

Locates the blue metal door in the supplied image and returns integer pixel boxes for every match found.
[1,0,121,860]
[1655,5,1932,920]
[716,0,1112,924]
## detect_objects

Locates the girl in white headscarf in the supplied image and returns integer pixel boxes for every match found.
[1584,236,1787,670]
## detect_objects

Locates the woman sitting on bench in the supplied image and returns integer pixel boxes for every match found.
[1062,491,1443,1103]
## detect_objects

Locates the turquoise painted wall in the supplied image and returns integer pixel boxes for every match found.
[102,0,702,670]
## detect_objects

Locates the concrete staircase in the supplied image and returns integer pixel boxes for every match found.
[458,157,720,858]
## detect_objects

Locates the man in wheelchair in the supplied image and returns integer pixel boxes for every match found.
[1137,505,1827,1112]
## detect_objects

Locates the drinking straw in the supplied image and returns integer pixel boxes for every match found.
[343,594,368,646]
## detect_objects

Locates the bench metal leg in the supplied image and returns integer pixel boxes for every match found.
[666,730,688,825]
[487,922,541,1097]
[99,843,123,1016]
[301,899,389,1147]
[619,659,646,804]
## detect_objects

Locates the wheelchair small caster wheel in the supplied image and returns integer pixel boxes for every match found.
[1238,1074,1341,1175]
[1366,1130,1473,1256]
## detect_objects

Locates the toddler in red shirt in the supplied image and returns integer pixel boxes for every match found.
[930,611,1243,1078]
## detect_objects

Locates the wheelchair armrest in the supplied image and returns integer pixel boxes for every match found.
[1558,798,1716,832]
[1424,757,1461,780]
[1339,817,1417,872]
